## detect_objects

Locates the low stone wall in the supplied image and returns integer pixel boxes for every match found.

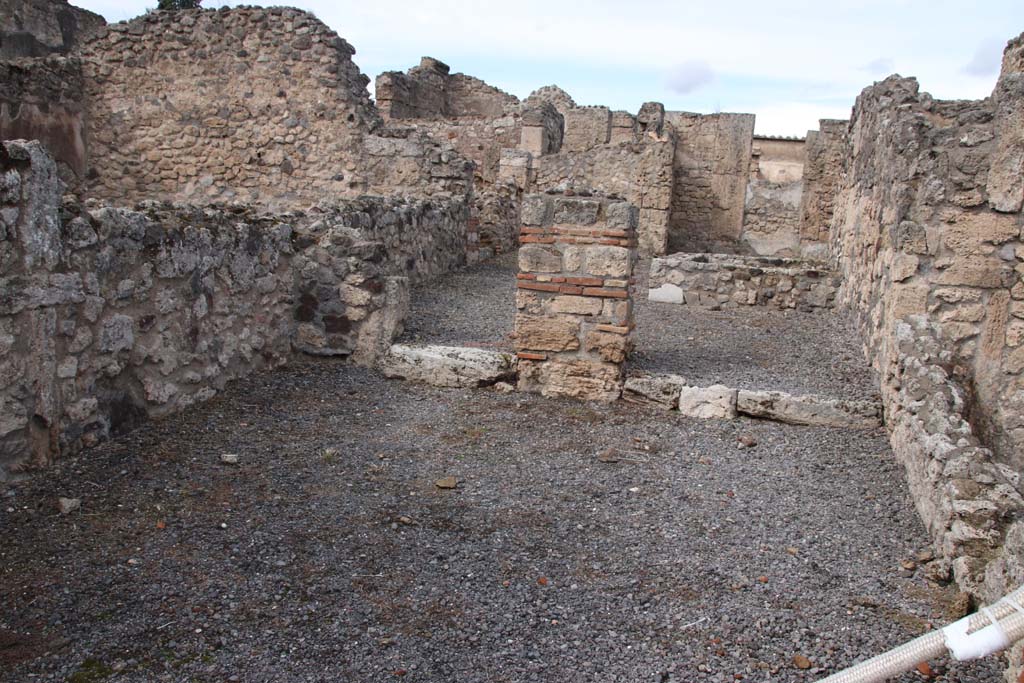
[886,319,1024,627]
[515,193,638,401]
[623,373,881,428]
[304,194,470,283]
[648,253,838,309]
[0,140,471,477]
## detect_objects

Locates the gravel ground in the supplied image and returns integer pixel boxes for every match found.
[0,363,1000,682]
[400,255,878,400]
[399,253,518,350]
[631,305,878,401]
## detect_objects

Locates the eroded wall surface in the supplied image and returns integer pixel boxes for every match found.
[0,140,470,476]
[665,112,755,254]
[0,56,86,180]
[830,35,1024,654]
[80,9,470,207]
[799,119,846,256]
[0,0,105,59]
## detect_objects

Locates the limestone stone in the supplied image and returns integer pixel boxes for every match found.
[514,315,580,352]
[99,314,134,353]
[677,385,738,420]
[648,283,684,304]
[518,244,562,273]
[548,295,602,316]
[517,358,622,402]
[584,330,629,363]
[583,245,630,277]
[623,373,685,410]
[891,254,919,282]
[520,194,550,226]
[380,344,516,388]
[736,390,882,429]
[552,197,599,225]
[933,256,1013,288]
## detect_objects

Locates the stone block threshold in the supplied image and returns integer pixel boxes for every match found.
[380,343,882,429]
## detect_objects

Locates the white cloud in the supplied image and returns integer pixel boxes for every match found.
[749,102,854,138]
[963,38,1005,77]
[667,60,715,94]
[861,57,894,74]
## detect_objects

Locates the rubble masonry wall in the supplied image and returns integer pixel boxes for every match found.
[79,9,470,208]
[830,37,1024,676]
[0,56,86,179]
[0,140,470,477]
[665,112,755,254]
[798,119,847,255]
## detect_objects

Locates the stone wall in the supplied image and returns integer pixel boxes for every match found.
[0,140,471,477]
[515,194,637,401]
[740,137,806,256]
[829,36,1024,675]
[750,137,805,184]
[79,9,470,207]
[376,57,520,121]
[531,136,675,255]
[832,66,1024,471]
[740,179,805,257]
[799,119,847,257]
[665,112,755,254]
[884,318,1024,602]
[648,253,838,310]
[0,56,86,180]
[0,0,104,59]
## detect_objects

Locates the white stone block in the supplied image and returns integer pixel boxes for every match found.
[649,283,684,304]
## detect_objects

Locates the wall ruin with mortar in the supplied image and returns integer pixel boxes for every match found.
[740,136,806,257]
[829,36,1024,675]
[665,111,755,254]
[0,140,470,477]
[79,9,471,208]
[375,58,565,256]
[0,0,105,59]
[530,136,675,255]
[649,253,838,310]
[376,56,521,122]
[798,119,847,259]
[0,56,86,181]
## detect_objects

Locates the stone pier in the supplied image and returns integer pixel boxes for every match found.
[514,194,638,401]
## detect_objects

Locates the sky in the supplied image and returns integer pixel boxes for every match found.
[73,0,1024,137]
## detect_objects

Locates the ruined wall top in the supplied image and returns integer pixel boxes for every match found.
[525,85,578,116]
[77,6,478,206]
[376,56,520,120]
[0,0,105,58]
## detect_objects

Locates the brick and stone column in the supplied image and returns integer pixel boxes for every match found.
[514,194,638,401]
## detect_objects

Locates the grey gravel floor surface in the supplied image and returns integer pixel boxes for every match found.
[0,364,1001,682]
[400,255,879,401]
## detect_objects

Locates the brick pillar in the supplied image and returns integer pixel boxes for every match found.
[514,194,637,402]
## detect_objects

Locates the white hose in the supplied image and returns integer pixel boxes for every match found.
[819,585,1024,683]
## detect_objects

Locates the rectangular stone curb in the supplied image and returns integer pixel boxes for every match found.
[736,389,882,429]
[620,373,882,429]
[379,344,517,389]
